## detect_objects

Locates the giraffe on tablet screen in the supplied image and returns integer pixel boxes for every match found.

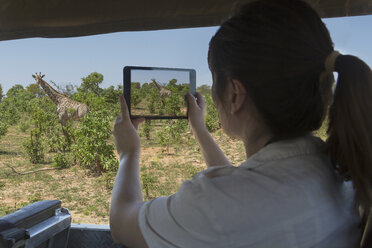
[151,79,171,97]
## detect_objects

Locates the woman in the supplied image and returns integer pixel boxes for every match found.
[110,0,372,247]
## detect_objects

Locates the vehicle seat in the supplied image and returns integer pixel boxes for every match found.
[0,200,71,248]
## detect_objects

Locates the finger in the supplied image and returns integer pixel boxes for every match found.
[119,95,130,120]
[195,92,206,109]
[115,114,122,124]
[185,93,198,119]
[132,118,145,130]
[189,125,194,135]
[113,115,122,135]
[185,92,198,109]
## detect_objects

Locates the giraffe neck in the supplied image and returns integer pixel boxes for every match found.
[152,81,162,90]
[37,79,64,105]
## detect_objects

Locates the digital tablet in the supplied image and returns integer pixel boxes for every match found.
[123,66,196,119]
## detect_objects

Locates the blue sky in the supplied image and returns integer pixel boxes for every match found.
[0,15,371,94]
[131,68,191,85]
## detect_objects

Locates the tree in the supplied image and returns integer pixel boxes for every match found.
[0,85,36,124]
[101,85,122,105]
[72,91,109,113]
[132,82,141,89]
[61,83,76,96]
[27,83,45,97]
[131,84,141,108]
[6,84,24,98]
[78,72,104,95]
[50,81,76,96]
[168,79,177,87]
[0,84,3,101]
[196,84,211,95]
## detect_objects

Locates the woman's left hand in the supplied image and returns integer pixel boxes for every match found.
[113,95,145,157]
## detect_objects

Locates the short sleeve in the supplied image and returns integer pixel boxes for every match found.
[138,178,222,248]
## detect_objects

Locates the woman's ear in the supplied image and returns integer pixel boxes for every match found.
[229,79,247,114]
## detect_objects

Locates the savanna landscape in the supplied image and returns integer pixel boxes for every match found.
[0,72,327,224]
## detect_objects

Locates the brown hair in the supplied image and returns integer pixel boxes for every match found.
[208,0,372,238]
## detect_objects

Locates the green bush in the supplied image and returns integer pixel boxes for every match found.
[53,152,69,169]
[23,129,45,163]
[164,81,189,116]
[23,106,48,164]
[46,120,74,153]
[204,94,220,132]
[0,85,36,125]
[47,128,65,152]
[102,171,116,190]
[140,119,152,140]
[146,87,161,114]
[155,120,187,153]
[72,92,108,112]
[141,170,157,199]
[72,111,118,174]
[131,84,141,108]
[101,85,122,105]
[0,121,8,138]
[18,119,31,133]
[164,93,182,116]
[0,99,21,125]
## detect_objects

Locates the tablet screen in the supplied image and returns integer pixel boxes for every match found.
[124,66,196,119]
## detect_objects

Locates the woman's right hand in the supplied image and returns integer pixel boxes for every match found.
[186,92,230,168]
[113,95,144,157]
[186,92,207,134]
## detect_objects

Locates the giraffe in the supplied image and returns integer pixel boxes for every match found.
[151,79,171,97]
[32,73,89,126]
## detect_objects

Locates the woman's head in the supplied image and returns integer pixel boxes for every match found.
[208,0,372,236]
[208,0,333,138]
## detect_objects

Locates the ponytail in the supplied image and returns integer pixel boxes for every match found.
[326,55,372,246]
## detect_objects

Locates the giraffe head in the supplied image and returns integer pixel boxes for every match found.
[32,72,45,83]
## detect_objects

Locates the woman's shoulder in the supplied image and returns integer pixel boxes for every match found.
[181,134,342,210]
[193,134,331,182]
[240,133,327,169]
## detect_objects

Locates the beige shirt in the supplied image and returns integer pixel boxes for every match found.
[138,134,361,247]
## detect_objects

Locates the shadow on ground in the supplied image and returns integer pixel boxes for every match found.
[0,150,19,156]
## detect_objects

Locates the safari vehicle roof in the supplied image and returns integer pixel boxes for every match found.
[0,0,371,41]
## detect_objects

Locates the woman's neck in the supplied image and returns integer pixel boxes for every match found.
[244,133,272,158]
[242,124,272,158]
